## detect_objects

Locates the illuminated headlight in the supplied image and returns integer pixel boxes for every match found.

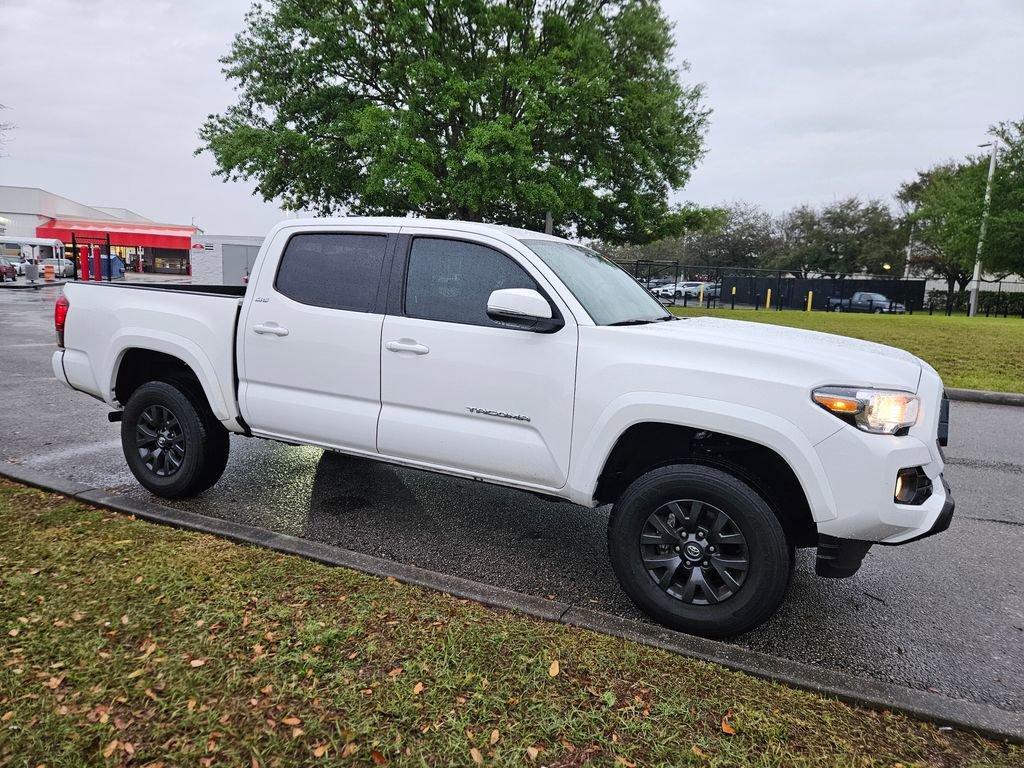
[812,387,920,435]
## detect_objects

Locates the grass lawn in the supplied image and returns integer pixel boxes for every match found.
[1,481,1019,767]
[668,307,1024,394]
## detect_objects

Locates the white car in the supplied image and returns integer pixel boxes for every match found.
[40,258,75,277]
[51,217,953,638]
[657,281,706,299]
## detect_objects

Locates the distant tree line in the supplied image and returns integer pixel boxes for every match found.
[602,118,1024,303]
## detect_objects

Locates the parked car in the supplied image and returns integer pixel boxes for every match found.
[829,292,905,313]
[657,281,704,299]
[0,257,17,282]
[52,218,953,638]
[40,258,75,278]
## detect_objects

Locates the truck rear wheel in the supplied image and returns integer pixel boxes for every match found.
[608,464,792,638]
[121,380,230,499]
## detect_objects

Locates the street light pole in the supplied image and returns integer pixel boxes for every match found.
[969,140,998,317]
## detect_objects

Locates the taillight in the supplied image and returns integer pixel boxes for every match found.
[55,293,69,348]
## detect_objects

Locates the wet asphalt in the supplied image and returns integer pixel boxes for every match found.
[1,285,1022,713]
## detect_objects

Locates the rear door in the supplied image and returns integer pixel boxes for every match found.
[238,226,397,452]
[377,230,578,490]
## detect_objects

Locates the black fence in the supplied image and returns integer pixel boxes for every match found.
[618,260,930,313]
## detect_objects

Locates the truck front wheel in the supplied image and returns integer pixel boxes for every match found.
[121,380,230,499]
[608,464,792,638]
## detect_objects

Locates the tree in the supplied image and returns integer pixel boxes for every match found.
[898,162,981,302]
[767,198,903,277]
[199,0,709,243]
[898,117,1024,303]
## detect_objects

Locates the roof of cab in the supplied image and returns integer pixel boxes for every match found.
[272,216,566,244]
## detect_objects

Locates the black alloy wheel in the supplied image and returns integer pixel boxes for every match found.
[135,404,186,477]
[640,499,750,605]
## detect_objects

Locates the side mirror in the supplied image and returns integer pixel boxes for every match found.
[486,288,563,333]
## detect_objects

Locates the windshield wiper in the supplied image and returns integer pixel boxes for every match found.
[608,319,658,326]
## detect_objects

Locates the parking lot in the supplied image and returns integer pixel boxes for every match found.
[1,284,1022,714]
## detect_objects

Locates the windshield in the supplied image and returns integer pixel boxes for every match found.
[523,240,671,325]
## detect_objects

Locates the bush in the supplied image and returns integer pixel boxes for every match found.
[926,288,1024,316]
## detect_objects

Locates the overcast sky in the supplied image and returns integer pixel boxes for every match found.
[2,0,1022,235]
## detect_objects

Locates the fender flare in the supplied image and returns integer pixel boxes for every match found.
[569,392,838,522]
[106,330,233,422]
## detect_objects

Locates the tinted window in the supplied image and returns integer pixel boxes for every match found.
[275,233,387,311]
[404,238,538,327]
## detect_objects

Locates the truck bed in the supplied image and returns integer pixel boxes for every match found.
[57,280,245,426]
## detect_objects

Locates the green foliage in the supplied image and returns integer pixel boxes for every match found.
[900,117,1024,293]
[602,199,904,275]
[198,0,708,243]
[767,198,904,277]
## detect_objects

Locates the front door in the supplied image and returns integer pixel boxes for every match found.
[377,232,578,490]
[239,227,395,452]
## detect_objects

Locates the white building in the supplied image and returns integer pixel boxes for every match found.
[190,234,265,285]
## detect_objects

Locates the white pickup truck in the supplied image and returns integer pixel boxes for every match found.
[51,218,953,637]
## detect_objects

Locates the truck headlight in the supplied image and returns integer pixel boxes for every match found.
[812,387,920,435]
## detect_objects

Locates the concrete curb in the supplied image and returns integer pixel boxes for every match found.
[2,463,1022,744]
[946,387,1024,407]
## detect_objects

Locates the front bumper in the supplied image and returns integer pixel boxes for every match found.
[816,475,955,578]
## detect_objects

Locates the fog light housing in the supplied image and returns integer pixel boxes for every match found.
[895,467,932,505]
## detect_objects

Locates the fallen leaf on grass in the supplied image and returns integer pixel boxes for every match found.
[341,743,358,757]
[190,658,207,668]
[412,682,424,695]
[692,745,708,757]
[282,716,301,726]
[291,727,304,739]
[312,744,328,758]
[526,746,540,761]
[614,758,636,767]
[470,747,484,764]
[371,751,387,765]
[102,740,119,758]
[45,675,65,689]
[1,711,13,722]
[721,712,736,735]
[489,729,500,745]
[548,660,560,677]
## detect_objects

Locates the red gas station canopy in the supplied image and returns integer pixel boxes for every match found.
[36,217,197,250]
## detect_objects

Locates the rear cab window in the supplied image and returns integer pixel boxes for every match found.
[275,233,388,312]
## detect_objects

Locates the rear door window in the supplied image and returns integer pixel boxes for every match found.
[275,233,388,312]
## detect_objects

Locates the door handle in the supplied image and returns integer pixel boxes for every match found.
[253,323,289,337]
[385,339,430,355]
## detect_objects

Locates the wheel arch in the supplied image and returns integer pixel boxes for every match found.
[574,395,838,545]
[111,343,226,422]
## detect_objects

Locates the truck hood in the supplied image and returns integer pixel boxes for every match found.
[639,316,924,392]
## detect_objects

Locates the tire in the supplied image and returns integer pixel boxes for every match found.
[674,291,682,299]
[608,464,792,638]
[832,304,843,312]
[873,307,883,314]
[121,380,230,499]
